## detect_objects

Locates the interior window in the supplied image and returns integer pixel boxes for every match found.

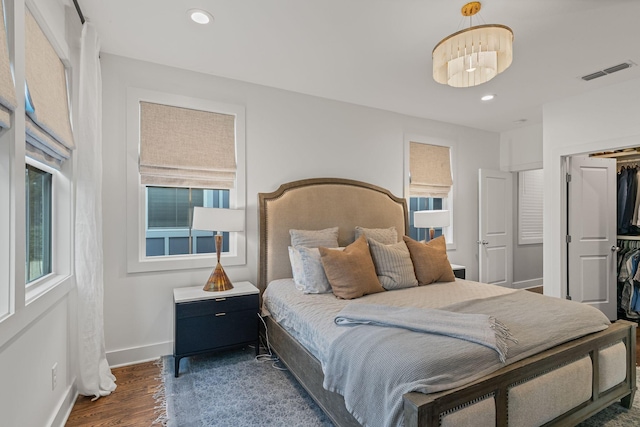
[145,187,230,257]
[25,164,52,283]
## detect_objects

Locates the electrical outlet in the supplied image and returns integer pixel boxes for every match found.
[51,363,57,391]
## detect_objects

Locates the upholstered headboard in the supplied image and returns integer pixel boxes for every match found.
[258,178,408,293]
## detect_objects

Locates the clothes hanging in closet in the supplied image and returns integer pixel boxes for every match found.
[617,238,640,319]
[617,166,640,235]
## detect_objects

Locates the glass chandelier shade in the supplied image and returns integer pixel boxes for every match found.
[433,15,513,88]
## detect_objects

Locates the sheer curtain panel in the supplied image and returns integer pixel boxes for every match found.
[0,1,16,129]
[25,8,74,168]
[75,21,116,399]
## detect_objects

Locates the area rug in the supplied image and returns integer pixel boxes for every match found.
[156,347,639,426]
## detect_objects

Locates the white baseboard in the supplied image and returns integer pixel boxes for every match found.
[106,340,172,368]
[48,383,77,427]
[512,278,543,290]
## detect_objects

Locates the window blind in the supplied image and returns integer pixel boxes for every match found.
[518,169,543,244]
[409,142,453,198]
[139,101,237,189]
[25,8,75,169]
[0,1,17,129]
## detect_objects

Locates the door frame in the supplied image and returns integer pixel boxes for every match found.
[549,135,638,299]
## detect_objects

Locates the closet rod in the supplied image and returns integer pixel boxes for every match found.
[72,0,85,25]
[618,235,640,241]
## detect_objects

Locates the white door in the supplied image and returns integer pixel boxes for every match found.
[478,169,513,287]
[567,156,617,319]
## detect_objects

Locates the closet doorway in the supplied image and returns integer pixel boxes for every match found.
[566,148,640,320]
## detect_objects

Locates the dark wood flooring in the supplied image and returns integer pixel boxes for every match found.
[65,360,161,426]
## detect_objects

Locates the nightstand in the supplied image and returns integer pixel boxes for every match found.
[173,281,259,377]
[451,264,466,279]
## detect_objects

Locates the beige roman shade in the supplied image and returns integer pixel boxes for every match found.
[139,101,237,189]
[25,8,75,169]
[0,1,16,129]
[409,142,453,198]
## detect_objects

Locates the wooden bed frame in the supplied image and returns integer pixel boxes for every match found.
[258,177,637,427]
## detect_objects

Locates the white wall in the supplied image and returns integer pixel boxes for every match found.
[543,76,640,298]
[100,54,501,365]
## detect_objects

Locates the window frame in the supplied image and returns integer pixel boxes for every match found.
[125,88,246,273]
[404,134,457,250]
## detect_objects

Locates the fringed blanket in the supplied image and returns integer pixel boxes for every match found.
[334,303,517,362]
[322,290,610,427]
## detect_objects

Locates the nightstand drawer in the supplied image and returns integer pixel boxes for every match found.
[176,294,258,319]
[175,308,258,355]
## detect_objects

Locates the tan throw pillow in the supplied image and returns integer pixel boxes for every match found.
[403,235,456,285]
[319,235,384,299]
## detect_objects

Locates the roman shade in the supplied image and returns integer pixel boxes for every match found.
[0,1,16,129]
[409,142,453,198]
[139,101,237,189]
[25,8,75,169]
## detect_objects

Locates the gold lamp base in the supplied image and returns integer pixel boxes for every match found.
[203,262,234,292]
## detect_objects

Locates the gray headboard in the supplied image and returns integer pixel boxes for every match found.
[258,177,408,293]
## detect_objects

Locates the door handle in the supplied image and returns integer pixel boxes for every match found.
[477,240,489,245]
[611,246,621,252]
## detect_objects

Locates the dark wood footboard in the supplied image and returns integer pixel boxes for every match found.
[265,316,636,427]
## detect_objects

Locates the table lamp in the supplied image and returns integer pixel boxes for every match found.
[192,207,244,291]
[413,210,450,241]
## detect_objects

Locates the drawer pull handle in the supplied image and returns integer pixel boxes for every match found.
[215,298,226,302]
[215,312,226,317]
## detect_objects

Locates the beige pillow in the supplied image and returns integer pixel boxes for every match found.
[289,227,339,248]
[354,226,397,244]
[319,235,384,299]
[403,235,456,285]
[367,238,418,290]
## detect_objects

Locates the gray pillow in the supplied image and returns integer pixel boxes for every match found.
[367,238,418,290]
[290,227,339,248]
[355,226,397,245]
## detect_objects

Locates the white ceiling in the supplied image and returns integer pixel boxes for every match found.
[78,0,640,133]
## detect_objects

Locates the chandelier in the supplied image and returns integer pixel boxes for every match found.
[432,2,513,88]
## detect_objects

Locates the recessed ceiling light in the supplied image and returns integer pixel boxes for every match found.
[188,9,213,25]
[480,94,495,101]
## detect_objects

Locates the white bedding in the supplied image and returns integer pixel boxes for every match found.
[262,277,516,361]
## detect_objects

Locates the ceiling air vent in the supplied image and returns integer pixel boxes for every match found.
[581,61,635,81]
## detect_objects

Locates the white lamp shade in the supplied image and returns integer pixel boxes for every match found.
[414,210,450,228]
[192,207,244,232]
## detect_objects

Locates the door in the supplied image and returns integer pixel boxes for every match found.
[567,156,617,319]
[478,169,513,286]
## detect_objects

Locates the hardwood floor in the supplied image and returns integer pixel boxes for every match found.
[65,360,162,426]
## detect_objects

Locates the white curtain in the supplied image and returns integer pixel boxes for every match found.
[75,21,116,399]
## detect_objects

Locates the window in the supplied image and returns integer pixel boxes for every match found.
[518,169,543,245]
[145,187,229,256]
[126,88,246,273]
[25,164,52,283]
[407,139,454,244]
[409,197,443,241]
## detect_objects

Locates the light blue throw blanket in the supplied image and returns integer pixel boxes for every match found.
[322,291,611,427]
[333,303,517,363]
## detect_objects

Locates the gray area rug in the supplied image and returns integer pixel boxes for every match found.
[158,347,639,426]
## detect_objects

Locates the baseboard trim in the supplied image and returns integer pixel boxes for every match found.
[512,278,543,290]
[106,340,172,367]
[48,383,77,427]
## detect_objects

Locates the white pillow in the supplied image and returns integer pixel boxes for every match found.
[288,245,344,293]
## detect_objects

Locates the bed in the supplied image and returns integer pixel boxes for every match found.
[258,177,637,427]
